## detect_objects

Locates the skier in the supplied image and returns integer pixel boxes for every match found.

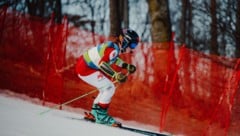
[75,28,139,127]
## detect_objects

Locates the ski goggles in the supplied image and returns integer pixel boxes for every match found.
[129,42,138,49]
[122,39,138,50]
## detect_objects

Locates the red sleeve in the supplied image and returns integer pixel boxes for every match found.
[99,47,117,63]
[100,47,124,73]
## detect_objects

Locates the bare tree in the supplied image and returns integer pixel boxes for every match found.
[236,0,240,58]
[26,0,44,17]
[179,0,187,45]
[210,0,218,55]
[26,0,62,23]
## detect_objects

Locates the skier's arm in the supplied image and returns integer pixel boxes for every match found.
[99,62,127,83]
[98,47,127,82]
[115,58,125,67]
[115,58,136,74]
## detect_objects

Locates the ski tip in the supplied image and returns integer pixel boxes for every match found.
[112,122,122,127]
[83,111,96,122]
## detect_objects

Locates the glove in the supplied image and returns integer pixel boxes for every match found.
[122,63,136,74]
[127,64,136,74]
[114,72,127,83]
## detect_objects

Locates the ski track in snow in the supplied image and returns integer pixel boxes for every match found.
[0,91,147,136]
[0,93,148,136]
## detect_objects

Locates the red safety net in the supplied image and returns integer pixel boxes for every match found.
[0,7,240,136]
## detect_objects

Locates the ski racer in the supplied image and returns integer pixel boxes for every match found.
[75,28,139,127]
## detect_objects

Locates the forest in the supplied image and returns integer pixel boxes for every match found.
[1,0,239,57]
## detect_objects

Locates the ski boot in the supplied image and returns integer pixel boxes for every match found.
[89,104,121,127]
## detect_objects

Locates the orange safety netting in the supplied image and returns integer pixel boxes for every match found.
[0,7,240,136]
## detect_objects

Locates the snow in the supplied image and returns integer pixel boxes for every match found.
[0,91,146,136]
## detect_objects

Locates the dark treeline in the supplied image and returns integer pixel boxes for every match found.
[1,0,239,57]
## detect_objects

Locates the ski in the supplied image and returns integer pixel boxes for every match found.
[64,116,171,136]
[119,126,170,136]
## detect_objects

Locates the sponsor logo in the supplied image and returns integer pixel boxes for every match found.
[109,50,118,60]
[97,73,104,81]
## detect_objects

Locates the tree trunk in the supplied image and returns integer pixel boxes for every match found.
[54,0,62,23]
[210,0,218,55]
[148,0,172,48]
[179,0,187,45]
[109,0,121,37]
[236,0,240,58]
[119,0,129,28]
[186,1,193,48]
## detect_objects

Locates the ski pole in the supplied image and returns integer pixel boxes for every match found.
[39,89,97,115]
[39,80,119,115]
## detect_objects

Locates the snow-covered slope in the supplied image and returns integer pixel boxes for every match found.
[0,92,145,136]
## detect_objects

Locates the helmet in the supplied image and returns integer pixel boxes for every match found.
[121,29,139,52]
